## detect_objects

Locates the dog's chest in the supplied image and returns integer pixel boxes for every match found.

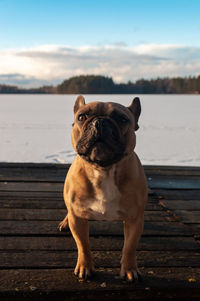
[87,167,121,220]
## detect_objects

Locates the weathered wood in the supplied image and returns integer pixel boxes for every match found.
[0,250,200,269]
[1,178,200,192]
[0,163,200,300]
[0,268,200,301]
[191,224,200,232]
[0,195,64,201]
[0,208,66,221]
[0,191,63,198]
[0,182,63,192]
[0,209,174,222]
[1,176,200,190]
[0,236,198,251]
[0,163,69,183]
[0,195,163,211]
[0,190,159,200]
[1,187,199,201]
[147,175,200,189]
[1,163,200,181]
[159,200,200,210]
[0,199,66,209]
[145,165,200,176]
[0,163,200,181]
[173,210,200,223]
[0,221,192,236]
[155,189,200,200]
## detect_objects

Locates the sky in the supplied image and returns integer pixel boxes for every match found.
[0,0,200,87]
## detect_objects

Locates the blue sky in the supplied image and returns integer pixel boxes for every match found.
[1,0,200,48]
[0,0,200,87]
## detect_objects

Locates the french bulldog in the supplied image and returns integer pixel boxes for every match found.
[59,95,148,282]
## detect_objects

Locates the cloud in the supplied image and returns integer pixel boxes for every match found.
[0,44,200,87]
[0,73,54,87]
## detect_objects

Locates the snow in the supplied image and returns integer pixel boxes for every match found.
[0,94,200,166]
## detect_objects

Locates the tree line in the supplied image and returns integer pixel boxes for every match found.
[1,75,200,94]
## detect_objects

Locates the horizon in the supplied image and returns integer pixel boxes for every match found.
[1,73,200,91]
[1,0,200,87]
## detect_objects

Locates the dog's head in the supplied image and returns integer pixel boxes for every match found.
[71,96,141,167]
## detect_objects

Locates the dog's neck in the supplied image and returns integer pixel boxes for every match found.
[77,152,134,175]
[77,150,127,168]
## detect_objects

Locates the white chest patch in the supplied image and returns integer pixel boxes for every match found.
[87,167,121,220]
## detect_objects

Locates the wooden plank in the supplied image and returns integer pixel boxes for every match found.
[0,190,156,199]
[147,175,200,189]
[173,211,200,223]
[0,182,63,192]
[0,268,200,300]
[0,194,156,202]
[0,236,198,251]
[0,163,68,182]
[145,165,200,176]
[0,251,199,268]
[0,199,66,209]
[0,220,124,236]
[1,163,200,179]
[0,209,66,221]
[0,191,63,198]
[0,199,160,211]
[2,174,200,190]
[0,195,64,201]
[1,178,200,193]
[155,190,200,200]
[0,221,192,236]
[1,185,200,201]
[159,200,200,210]
[0,209,173,222]
[0,163,68,169]
[0,199,161,212]
[190,224,200,232]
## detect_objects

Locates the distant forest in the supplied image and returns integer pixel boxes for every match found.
[1,75,200,94]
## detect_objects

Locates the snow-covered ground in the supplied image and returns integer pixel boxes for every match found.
[0,94,200,166]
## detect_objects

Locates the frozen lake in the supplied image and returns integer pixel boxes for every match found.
[0,94,200,166]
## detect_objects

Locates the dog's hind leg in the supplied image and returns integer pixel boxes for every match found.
[58,214,69,232]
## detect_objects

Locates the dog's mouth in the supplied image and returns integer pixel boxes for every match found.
[76,118,126,167]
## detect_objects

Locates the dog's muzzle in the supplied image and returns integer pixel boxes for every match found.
[76,117,126,167]
[92,117,119,141]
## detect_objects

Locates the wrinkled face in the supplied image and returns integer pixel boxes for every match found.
[71,97,140,167]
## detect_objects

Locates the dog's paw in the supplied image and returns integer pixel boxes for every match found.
[120,267,142,282]
[74,261,95,279]
[57,216,69,232]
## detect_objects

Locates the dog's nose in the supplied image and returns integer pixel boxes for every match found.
[92,118,118,139]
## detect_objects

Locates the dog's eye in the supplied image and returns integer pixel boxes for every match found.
[78,114,86,122]
[120,116,129,123]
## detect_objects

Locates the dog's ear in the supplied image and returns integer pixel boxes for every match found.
[74,95,86,114]
[128,97,141,131]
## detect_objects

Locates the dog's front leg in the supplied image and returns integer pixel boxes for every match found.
[68,213,94,279]
[120,216,144,282]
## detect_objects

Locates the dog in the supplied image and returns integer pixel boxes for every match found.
[59,95,148,282]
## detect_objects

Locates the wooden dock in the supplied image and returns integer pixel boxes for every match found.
[0,163,199,300]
